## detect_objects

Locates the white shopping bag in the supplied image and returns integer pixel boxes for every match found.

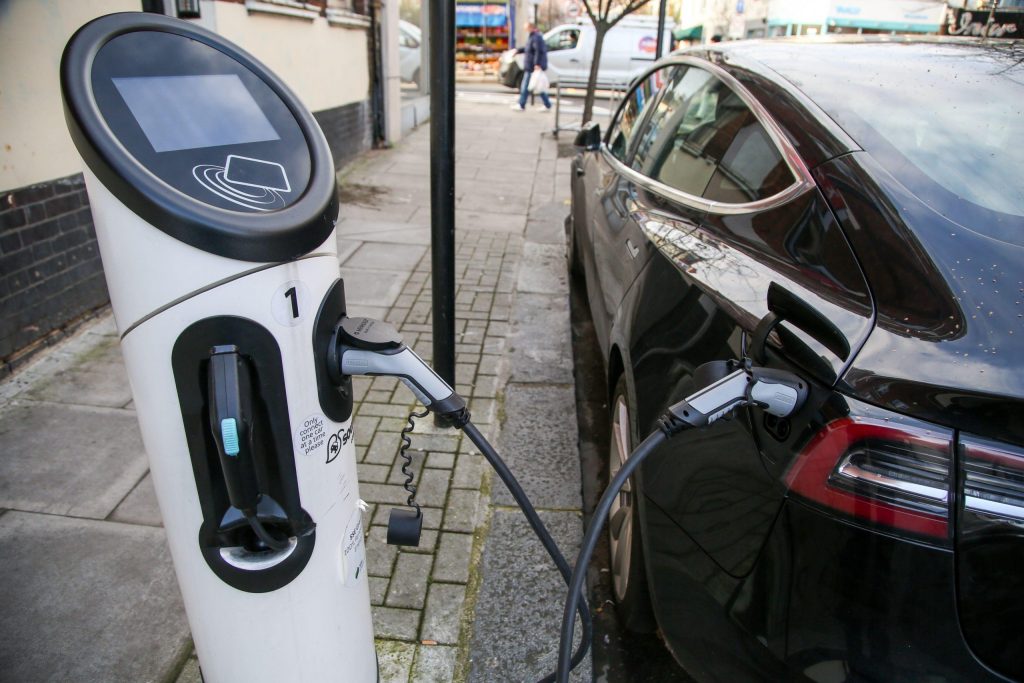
[529,69,550,95]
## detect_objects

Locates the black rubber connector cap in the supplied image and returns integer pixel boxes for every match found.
[336,317,404,351]
[386,508,422,547]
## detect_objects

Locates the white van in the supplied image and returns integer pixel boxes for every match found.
[399,20,422,83]
[498,17,674,89]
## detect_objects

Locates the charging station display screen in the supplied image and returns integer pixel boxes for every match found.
[112,75,280,153]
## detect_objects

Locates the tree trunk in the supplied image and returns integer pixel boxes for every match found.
[582,22,608,124]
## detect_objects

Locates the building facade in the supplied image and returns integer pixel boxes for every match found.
[677,0,947,42]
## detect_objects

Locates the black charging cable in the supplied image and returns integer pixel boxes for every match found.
[246,514,292,552]
[398,408,430,516]
[554,428,667,682]
[459,418,593,683]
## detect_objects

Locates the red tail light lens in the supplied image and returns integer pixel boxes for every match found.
[784,411,953,541]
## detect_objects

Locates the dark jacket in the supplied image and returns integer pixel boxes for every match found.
[523,30,547,72]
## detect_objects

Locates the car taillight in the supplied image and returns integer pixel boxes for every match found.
[783,410,953,542]
[961,436,1024,522]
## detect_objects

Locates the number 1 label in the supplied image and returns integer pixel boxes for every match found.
[272,280,310,327]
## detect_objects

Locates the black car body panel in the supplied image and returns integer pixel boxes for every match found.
[816,152,1024,445]
[781,501,1000,682]
[571,37,1024,682]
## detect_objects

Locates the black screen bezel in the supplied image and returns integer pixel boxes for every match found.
[61,13,337,263]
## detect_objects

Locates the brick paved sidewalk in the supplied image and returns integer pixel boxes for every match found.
[335,101,586,682]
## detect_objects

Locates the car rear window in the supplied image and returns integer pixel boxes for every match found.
[630,65,794,202]
[774,43,1024,241]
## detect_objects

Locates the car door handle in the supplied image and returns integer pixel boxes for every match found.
[569,58,580,63]
[626,239,639,259]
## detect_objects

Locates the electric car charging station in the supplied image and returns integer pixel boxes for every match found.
[60,11,811,683]
[61,13,376,682]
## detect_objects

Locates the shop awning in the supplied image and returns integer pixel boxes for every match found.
[674,24,702,40]
[455,3,508,28]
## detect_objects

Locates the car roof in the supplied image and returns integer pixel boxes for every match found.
[667,36,1022,168]
[712,35,1020,88]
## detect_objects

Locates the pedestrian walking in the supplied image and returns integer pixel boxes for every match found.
[511,22,552,112]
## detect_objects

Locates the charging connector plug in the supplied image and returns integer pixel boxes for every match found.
[329,317,467,421]
[659,360,807,436]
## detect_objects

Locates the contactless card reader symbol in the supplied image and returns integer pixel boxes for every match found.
[193,155,291,211]
[225,155,291,193]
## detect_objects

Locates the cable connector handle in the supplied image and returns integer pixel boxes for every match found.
[666,362,807,432]
[331,316,469,419]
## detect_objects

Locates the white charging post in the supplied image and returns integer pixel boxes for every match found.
[61,13,376,682]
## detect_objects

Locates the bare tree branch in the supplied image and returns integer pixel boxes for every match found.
[578,0,654,121]
[608,0,650,27]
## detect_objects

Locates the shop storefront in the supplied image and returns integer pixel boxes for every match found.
[943,6,1023,38]
[455,1,512,72]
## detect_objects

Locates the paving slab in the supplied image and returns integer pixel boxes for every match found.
[0,317,116,403]
[0,402,149,519]
[518,242,569,295]
[378,640,417,682]
[507,292,574,385]
[337,241,363,268]
[386,552,434,609]
[340,202,420,224]
[374,606,420,641]
[457,193,528,215]
[110,472,162,527]
[343,242,428,271]
[0,511,189,682]
[493,384,583,510]
[412,644,458,682]
[339,224,432,246]
[467,509,588,683]
[338,267,408,309]
[421,582,467,644]
[432,532,474,583]
[22,335,133,408]
[527,200,573,245]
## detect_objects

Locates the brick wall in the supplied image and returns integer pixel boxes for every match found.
[1,174,108,377]
[314,99,374,170]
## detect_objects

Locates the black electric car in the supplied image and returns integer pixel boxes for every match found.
[568,38,1024,681]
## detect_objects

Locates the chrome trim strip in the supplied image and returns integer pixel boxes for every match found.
[835,456,949,502]
[964,495,1024,521]
[600,55,816,216]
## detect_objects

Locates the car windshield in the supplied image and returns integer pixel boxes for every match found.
[771,42,1024,239]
